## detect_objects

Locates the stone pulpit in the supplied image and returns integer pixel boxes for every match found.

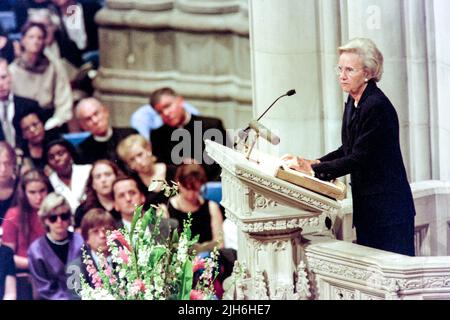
[205,140,342,300]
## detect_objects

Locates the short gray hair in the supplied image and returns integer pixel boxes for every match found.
[38,193,71,223]
[338,38,384,82]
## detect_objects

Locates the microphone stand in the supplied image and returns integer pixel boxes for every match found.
[234,89,296,153]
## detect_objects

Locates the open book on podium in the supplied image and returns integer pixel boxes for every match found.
[246,149,347,201]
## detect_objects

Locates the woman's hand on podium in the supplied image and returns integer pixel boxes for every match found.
[280,154,320,176]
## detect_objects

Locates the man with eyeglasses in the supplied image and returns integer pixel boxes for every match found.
[67,208,117,296]
[281,38,415,256]
[74,97,138,172]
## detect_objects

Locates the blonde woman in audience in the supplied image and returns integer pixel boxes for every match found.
[28,192,83,300]
[117,134,176,206]
[2,169,51,299]
[9,21,73,131]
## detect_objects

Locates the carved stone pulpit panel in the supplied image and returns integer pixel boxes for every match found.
[205,140,341,300]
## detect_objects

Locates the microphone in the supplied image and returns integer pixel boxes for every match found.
[248,120,280,145]
[236,89,296,146]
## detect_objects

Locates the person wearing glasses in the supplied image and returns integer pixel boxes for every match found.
[68,208,117,296]
[28,192,83,300]
[281,38,415,256]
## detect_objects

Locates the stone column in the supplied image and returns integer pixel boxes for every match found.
[248,0,343,160]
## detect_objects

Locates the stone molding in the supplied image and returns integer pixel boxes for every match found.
[305,239,450,299]
[99,0,249,35]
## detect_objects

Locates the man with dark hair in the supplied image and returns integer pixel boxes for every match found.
[112,175,178,243]
[150,87,231,181]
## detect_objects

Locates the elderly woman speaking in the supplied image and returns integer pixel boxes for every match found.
[282,38,415,256]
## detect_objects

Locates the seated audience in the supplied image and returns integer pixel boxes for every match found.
[9,21,73,131]
[116,134,176,205]
[0,244,16,300]
[45,138,91,213]
[75,97,138,170]
[2,169,51,299]
[28,192,83,300]
[0,57,42,148]
[74,159,122,229]
[150,87,230,181]
[130,100,199,142]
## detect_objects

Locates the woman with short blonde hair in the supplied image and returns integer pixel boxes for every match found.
[117,134,176,206]
[338,37,384,82]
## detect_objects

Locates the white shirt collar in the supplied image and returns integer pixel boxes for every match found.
[93,127,113,142]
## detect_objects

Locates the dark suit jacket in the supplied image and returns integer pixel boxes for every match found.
[0,95,41,147]
[311,80,415,228]
[152,114,230,181]
[55,0,101,54]
[77,127,138,170]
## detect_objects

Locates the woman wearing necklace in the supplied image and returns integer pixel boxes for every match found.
[28,193,83,300]
[2,169,51,299]
[116,134,176,206]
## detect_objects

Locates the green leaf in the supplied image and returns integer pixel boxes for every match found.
[148,246,166,269]
[171,229,179,244]
[177,259,193,300]
[130,205,143,241]
[141,207,154,233]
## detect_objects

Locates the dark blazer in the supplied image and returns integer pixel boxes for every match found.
[77,127,138,169]
[311,80,415,228]
[152,114,230,181]
[0,95,41,146]
[55,0,101,54]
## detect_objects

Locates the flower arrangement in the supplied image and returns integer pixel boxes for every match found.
[79,203,219,300]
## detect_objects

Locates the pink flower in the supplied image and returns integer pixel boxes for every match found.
[130,279,146,295]
[118,247,129,264]
[192,257,206,273]
[190,290,205,300]
[109,230,132,252]
[104,266,112,277]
